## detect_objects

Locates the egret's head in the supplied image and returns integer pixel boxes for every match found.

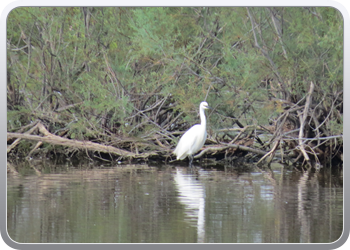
[200,101,211,110]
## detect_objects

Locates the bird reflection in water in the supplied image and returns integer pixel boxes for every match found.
[174,167,206,243]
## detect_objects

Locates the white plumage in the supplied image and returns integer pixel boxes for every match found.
[173,101,211,166]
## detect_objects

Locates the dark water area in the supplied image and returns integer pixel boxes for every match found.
[7,161,343,243]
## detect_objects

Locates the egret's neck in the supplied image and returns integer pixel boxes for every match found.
[199,107,206,128]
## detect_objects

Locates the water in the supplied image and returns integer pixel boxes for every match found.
[7,162,343,243]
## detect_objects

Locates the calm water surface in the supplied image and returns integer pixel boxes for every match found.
[7,162,343,243]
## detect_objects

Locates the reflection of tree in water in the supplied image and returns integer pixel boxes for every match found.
[174,167,206,243]
[254,164,342,243]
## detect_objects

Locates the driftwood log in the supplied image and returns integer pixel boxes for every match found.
[7,123,156,159]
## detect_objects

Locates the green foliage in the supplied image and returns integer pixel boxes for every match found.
[7,7,343,147]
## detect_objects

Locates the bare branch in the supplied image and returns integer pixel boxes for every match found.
[297,81,315,165]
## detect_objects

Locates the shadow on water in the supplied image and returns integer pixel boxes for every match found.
[7,160,343,243]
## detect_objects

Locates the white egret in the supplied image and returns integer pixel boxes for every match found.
[173,101,211,166]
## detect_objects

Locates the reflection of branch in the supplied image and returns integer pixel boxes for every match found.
[297,170,311,242]
[254,165,277,186]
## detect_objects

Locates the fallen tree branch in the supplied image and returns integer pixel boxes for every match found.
[257,139,280,164]
[7,123,157,159]
[7,121,40,153]
[27,141,43,158]
[194,143,269,159]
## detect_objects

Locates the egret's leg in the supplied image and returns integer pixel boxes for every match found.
[189,155,193,167]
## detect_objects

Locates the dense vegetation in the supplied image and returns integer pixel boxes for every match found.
[7,7,343,168]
